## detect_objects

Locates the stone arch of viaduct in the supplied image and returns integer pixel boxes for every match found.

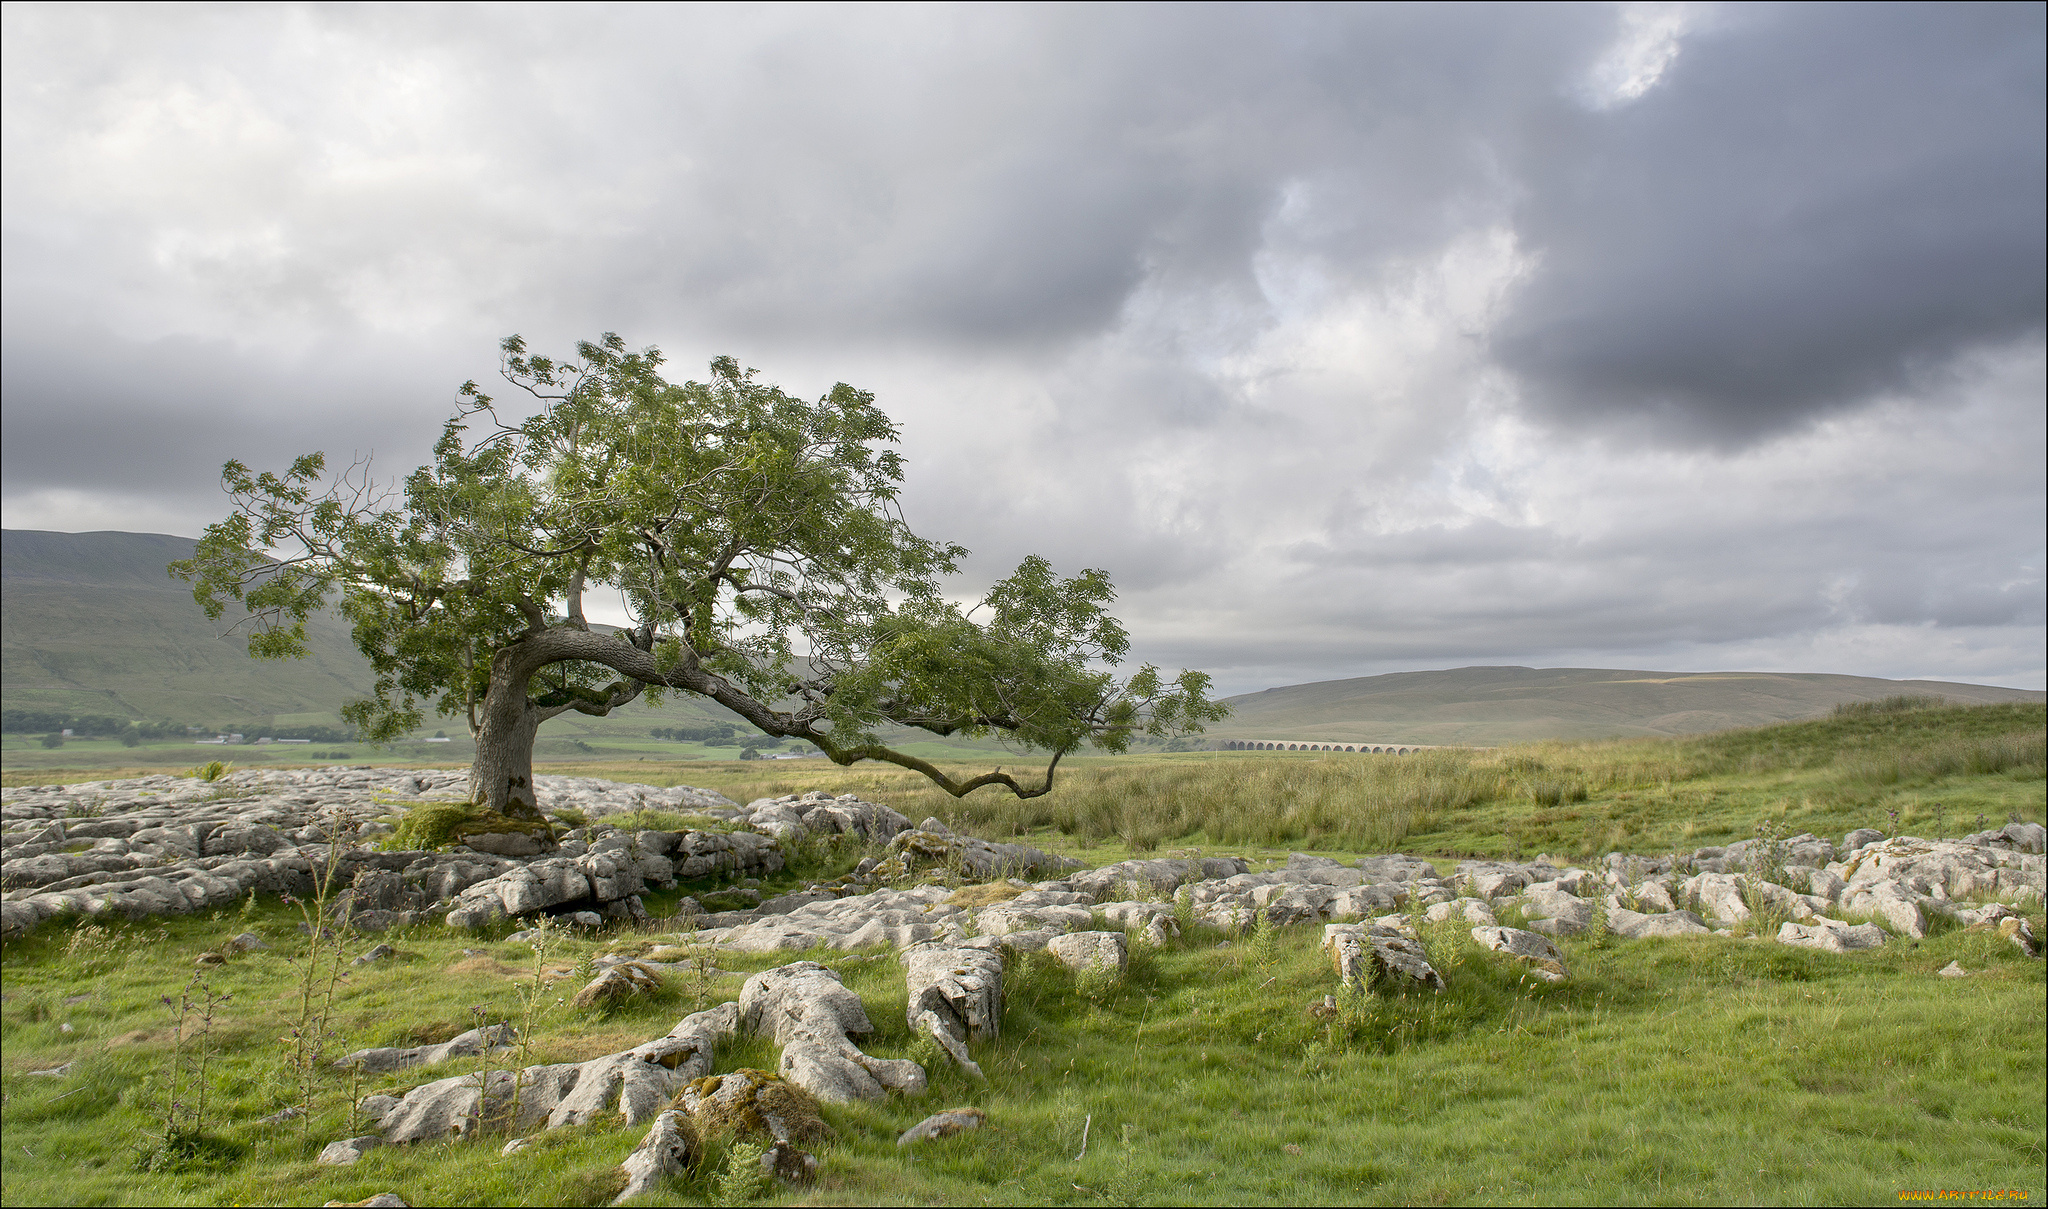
[1220,739,1441,755]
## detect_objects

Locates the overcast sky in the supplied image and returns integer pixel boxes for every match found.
[3,2,2042,693]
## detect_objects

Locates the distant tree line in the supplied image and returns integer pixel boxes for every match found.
[2,709,355,745]
[3,710,178,738]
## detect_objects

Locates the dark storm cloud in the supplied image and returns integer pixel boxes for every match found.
[1494,3,2047,446]
[534,4,1604,352]
[0,310,494,540]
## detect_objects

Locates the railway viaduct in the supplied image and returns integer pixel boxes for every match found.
[1217,739,1454,755]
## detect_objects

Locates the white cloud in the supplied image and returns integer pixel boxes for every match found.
[1579,2,1707,110]
[2,4,2040,696]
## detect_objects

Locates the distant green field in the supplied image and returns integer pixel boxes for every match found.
[11,699,2041,863]
[0,530,790,737]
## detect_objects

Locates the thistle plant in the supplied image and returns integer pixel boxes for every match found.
[1745,817,1787,889]
[468,1002,509,1134]
[139,970,231,1171]
[1621,857,1646,912]
[278,817,356,1145]
[679,917,719,1006]
[1172,884,1199,936]
[1246,906,1280,973]
[1075,953,1120,1003]
[505,914,558,1129]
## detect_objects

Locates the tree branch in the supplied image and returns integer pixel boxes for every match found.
[813,739,1069,800]
[511,596,548,638]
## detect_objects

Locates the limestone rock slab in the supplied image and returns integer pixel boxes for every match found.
[1776,919,1887,953]
[1047,931,1128,977]
[1321,923,1444,993]
[1471,926,1570,983]
[740,961,926,1102]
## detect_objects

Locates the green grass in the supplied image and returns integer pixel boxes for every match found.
[2,881,2041,1205]
[2,700,2042,1203]
[504,701,2044,862]
[10,702,2041,864]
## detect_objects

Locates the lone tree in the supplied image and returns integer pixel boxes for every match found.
[173,335,1225,820]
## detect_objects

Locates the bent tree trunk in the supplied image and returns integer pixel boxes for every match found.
[465,628,648,820]
[458,623,1073,820]
[469,648,550,820]
[471,695,545,820]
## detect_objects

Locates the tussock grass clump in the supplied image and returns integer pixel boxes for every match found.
[950,751,1497,852]
[1836,732,2046,788]
[949,882,1027,909]
[1526,778,1589,807]
[1832,693,1952,717]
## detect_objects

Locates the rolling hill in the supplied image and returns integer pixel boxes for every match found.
[0,530,978,757]
[7,531,2041,750]
[1,529,380,725]
[1212,665,2045,746]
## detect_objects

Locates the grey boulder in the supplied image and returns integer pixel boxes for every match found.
[898,1107,987,1146]
[1046,931,1128,977]
[904,943,1004,1079]
[1471,926,1569,983]
[1606,907,1711,939]
[316,1135,384,1165]
[1322,923,1444,993]
[1776,919,1887,953]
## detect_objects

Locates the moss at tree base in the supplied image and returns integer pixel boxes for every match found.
[390,801,557,852]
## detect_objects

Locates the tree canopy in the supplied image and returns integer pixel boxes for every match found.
[173,334,1226,815]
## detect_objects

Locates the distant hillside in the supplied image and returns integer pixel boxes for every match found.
[1,529,383,724]
[0,530,975,751]
[13,531,2042,749]
[1214,666,2046,746]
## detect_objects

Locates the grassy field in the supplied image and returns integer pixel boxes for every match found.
[1,701,2042,1205]
[13,702,2042,863]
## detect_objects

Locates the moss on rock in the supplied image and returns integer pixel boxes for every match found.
[390,801,557,852]
[679,1069,830,1147]
[948,881,1026,909]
